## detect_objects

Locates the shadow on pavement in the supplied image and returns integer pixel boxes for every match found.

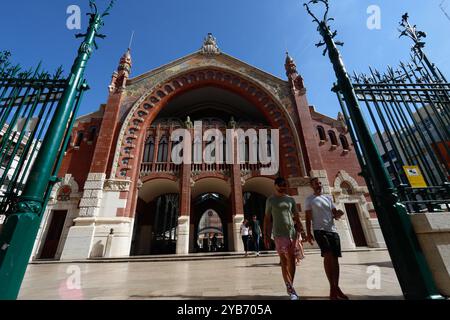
[128,294,404,300]
[340,261,394,269]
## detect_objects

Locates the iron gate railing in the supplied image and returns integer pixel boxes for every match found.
[335,16,450,214]
[0,0,114,300]
[0,51,83,216]
[305,0,443,299]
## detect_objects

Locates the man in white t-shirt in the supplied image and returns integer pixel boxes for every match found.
[305,177,349,300]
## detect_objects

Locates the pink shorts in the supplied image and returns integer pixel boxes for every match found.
[274,237,295,255]
[274,236,305,260]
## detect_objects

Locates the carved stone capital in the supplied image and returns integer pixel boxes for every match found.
[288,177,311,187]
[103,179,131,192]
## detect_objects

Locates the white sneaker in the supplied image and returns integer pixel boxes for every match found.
[256,252,260,256]
[290,293,299,300]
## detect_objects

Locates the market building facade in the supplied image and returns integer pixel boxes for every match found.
[30,34,385,260]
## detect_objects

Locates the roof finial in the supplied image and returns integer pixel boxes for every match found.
[128,31,135,50]
[285,51,296,71]
[200,33,220,56]
[284,52,304,90]
[286,51,293,62]
[284,37,289,56]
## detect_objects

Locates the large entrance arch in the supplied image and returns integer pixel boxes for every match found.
[114,68,305,181]
[115,65,309,255]
[243,176,276,251]
[111,67,306,222]
[131,178,179,256]
[190,177,231,253]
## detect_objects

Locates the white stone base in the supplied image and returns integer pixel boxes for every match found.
[365,218,387,248]
[61,217,133,260]
[232,215,245,253]
[411,212,450,297]
[335,219,356,250]
[60,225,95,260]
[176,216,190,255]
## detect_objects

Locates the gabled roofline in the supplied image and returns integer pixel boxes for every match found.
[311,108,338,123]
[75,104,105,122]
[126,51,288,86]
[310,107,345,129]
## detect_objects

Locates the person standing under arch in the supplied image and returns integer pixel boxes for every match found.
[240,219,250,257]
[250,215,262,256]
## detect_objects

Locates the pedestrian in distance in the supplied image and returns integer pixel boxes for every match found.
[240,219,250,257]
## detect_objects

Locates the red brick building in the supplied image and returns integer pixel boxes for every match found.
[31,34,385,260]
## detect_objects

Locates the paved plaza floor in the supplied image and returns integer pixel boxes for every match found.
[18,249,403,300]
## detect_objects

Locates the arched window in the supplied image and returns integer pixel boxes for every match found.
[340,135,350,151]
[88,126,97,142]
[257,135,272,160]
[206,136,216,159]
[328,130,338,146]
[340,181,353,195]
[157,136,168,162]
[243,135,258,163]
[75,132,84,147]
[193,136,202,163]
[317,126,326,141]
[222,137,227,163]
[143,136,155,163]
[57,185,72,201]
[267,136,272,158]
[244,137,249,162]
[171,135,183,161]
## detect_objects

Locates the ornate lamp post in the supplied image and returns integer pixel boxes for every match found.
[0,0,115,300]
[303,0,442,299]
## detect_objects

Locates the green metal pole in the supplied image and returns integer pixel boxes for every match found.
[307,7,443,299]
[0,9,109,300]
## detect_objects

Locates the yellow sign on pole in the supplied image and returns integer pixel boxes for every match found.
[403,166,428,188]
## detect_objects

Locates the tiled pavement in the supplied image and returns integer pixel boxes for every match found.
[18,249,403,300]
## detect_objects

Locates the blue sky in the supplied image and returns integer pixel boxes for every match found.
[1,0,450,118]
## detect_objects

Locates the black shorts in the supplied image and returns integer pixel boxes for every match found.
[314,230,342,258]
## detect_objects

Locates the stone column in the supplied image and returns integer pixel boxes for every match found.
[176,216,190,255]
[230,164,244,253]
[79,173,106,217]
[176,164,191,254]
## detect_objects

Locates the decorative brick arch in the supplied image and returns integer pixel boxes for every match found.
[192,172,230,183]
[49,174,81,202]
[141,173,178,184]
[112,67,306,181]
[241,171,277,182]
[333,170,360,192]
